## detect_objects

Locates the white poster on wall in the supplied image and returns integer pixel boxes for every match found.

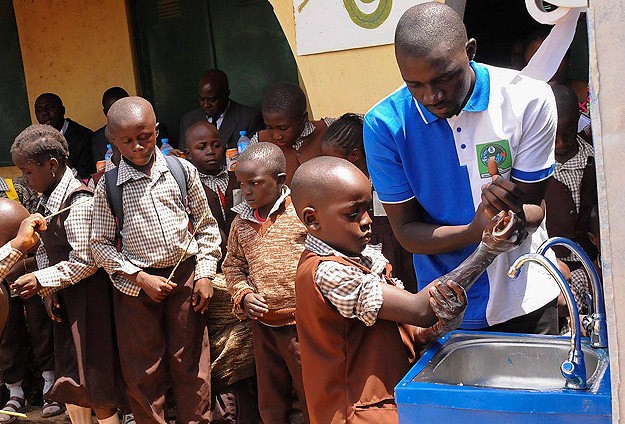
[294,0,431,56]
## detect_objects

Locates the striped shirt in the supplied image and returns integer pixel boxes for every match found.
[34,167,97,297]
[305,234,403,327]
[90,150,221,296]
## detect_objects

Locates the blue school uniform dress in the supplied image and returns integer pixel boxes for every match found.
[364,62,560,329]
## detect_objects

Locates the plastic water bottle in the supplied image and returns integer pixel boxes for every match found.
[160,138,172,156]
[237,131,251,154]
[104,144,113,161]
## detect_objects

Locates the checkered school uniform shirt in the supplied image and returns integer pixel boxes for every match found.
[553,136,594,212]
[34,167,97,297]
[91,150,221,297]
[553,137,594,263]
[199,167,229,220]
[0,177,40,213]
[250,118,336,150]
[0,243,23,281]
[305,234,403,327]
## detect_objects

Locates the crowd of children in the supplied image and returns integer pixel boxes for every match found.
[0,3,600,424]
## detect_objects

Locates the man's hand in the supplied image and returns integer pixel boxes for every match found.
[10,273,41,299]
[242,292,269,320]
[43,294,63,322]
[135,271,176,303]
[192,278,213,313]
[10,214,47,254]
[481,158,526,220]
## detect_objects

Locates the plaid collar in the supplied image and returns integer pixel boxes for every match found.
[116,149,169,186]
[293,121,316,151]
[304,233,387,273]
[38,167,79,215]
[0,179,8,191]
[199,166,229,189]
[556,136,593,172]
[232,186,290,224]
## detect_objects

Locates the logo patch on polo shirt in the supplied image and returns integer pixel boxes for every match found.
[477,140,512,178]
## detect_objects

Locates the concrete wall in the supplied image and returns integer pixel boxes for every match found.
[268,1,404,117]
[587,3,625,421]
[13,0,138,131]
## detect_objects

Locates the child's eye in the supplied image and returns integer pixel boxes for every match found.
[346,212,359,221]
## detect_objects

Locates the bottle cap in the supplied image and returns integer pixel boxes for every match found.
[239,131,246,136]
[162,138,169,144]
[107,144,111,149]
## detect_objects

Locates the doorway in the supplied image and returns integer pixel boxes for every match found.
[128,0,298,146]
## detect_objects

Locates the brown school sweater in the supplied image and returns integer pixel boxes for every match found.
[223,198,307,327]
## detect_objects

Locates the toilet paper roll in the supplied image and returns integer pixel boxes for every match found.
[521,0,586,82]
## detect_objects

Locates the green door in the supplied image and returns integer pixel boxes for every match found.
[0,0,33,166]
[129,0,298,145]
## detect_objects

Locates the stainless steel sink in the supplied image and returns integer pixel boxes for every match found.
[412,332,608,391]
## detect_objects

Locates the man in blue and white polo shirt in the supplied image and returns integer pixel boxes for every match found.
[364,2,560,333]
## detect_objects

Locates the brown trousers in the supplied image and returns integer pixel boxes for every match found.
[113,258,211,424]
[0,292,54,383]
[251,322,308,423]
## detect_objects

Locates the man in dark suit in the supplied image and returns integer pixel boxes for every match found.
[179,69,263,150]
[34,93,94,180]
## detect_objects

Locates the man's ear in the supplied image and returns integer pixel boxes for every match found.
[276,172,287,186]
[466,38,477,61]
[155,122,160,138]
[302,206,320,230]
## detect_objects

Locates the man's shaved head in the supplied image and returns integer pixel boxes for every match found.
[0,199,29,246]
[395,2,468,59]
[291,156,369,217]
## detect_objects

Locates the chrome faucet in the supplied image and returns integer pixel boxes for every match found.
[536,237,608,348]
[508,253,587,389]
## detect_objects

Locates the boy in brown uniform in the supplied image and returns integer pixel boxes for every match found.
[291,157,470,424]
[251,82,334,186]
[223,142,308,423]
[90,97,221,424]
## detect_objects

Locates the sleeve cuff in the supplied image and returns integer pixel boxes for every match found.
[115,261,142,277]
[511,164,555,183]
[194,259,217,281]
[33,269,62,288]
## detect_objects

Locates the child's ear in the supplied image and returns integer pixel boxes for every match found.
[347,148,361,164]
[184,148,190,158]
[48,157,59,174]
[302,206,320,231]
[301,111,309,124]
[276,172,287,186]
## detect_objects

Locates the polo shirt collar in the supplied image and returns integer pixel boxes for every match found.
[415,61,490,124]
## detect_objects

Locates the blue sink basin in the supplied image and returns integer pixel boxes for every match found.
[396,330,611,423]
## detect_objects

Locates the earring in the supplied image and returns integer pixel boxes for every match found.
[51,171,55,178]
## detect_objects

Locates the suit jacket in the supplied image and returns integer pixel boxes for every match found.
[179,100,263,150]
[65,119,94,180]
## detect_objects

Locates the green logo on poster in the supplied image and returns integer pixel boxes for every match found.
[476,140,512,178]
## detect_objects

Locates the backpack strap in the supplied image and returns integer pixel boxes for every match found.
[165,155,193,231]
[2,179,19,202]
[104,166,123,251]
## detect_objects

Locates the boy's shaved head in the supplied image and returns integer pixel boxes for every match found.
[0,198,29,246]
[185,120,220,141]
[395,2,467,59]
[291,156,369,216]
[106,96,156,131]
[238,142,286,177]
[262,82,307,118]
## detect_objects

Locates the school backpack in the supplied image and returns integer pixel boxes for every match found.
[104,156,192,248]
